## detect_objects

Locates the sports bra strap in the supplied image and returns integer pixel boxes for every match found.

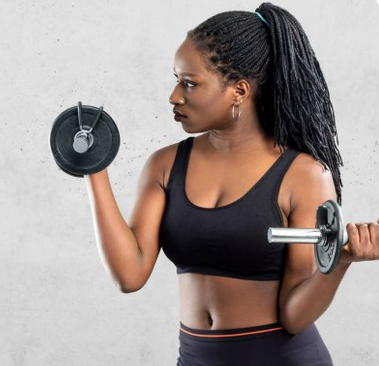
[166,136,301,199]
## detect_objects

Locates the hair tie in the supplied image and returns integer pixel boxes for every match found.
[255,11,270,28]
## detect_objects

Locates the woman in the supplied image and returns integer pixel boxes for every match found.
[84,3,379,365]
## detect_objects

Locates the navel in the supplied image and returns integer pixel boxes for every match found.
[208,313,213,326]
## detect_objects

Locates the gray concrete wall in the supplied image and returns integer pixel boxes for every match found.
[0,0,378,365]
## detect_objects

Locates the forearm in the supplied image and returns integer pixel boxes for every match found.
[84,169,142,292]
[279,261,351,334]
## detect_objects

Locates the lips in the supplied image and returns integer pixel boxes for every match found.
[173,109,187,121]
[173,109,186,117]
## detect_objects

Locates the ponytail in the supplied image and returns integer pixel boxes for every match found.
[187,3,343,203]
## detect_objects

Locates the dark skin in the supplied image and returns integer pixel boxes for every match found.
[84,38,379,334]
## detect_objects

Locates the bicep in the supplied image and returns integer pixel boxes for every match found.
[127,149,168,288]
[279,159,337,302]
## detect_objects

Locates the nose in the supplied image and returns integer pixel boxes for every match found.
[169,84,186,106]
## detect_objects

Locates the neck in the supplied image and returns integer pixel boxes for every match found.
[205,113,275,157]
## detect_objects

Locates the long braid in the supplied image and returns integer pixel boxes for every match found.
[187,2,343,204]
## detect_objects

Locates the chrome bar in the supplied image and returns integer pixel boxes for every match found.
[268,228,323,244]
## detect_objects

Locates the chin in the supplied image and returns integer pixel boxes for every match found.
[181,124,206,134]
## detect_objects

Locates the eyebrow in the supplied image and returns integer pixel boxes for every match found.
[173,68,199,77]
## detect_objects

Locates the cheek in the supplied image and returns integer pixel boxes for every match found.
[193,90,230,118]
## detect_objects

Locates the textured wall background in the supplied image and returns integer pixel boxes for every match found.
[0,0,378,365]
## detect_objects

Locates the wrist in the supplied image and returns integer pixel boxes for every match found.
[334,259,351,274]
[84,169,111,197]
[85,169,108,180]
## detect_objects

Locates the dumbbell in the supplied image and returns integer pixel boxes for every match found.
[50,101,120,177]
[268,200,349,274]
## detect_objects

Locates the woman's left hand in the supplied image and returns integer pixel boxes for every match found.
[340,220,379,263]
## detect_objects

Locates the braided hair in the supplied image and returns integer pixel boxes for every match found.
[187,2,343,204]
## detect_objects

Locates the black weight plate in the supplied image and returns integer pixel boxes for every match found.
[315,200,344,274]
[49,137,84,177]
[50,105,120,177]
[52,152,84,177]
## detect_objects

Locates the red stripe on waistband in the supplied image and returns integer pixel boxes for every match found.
[179,326,284,338]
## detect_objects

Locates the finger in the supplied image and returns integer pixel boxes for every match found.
[368,221,379,242]
[368,221,379,231]
[357,223,370,244]
[368,222,379,258]
[357,223,372,259]
[346,223,359,246]
[345,223,359,256]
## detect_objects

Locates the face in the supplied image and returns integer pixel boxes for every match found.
[169,38,237,133]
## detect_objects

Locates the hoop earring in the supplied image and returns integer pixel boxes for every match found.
[232,102,242,120]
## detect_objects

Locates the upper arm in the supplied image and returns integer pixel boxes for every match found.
[127,143,178,290]
[279,154,338,303]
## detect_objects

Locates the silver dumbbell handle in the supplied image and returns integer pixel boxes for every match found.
[268,227,349,246]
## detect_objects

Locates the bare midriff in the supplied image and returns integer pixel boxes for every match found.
[178,273,281,330]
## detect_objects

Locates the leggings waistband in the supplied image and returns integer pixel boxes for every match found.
[179,321,283,338]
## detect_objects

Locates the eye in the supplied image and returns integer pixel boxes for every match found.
[183,80,197,88]
[173,73,197,88]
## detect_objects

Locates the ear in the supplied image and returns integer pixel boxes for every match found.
[232,79,252,103]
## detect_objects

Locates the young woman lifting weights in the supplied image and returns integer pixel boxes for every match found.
[84,3,379,365]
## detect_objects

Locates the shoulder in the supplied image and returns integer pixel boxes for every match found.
[287,151,332,179]
[283,150,337,211]
[139,141,178,190]
[150,135,204,190]
[149,140,180,163]
[145,137,194,190]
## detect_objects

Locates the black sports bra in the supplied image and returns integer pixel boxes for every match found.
[159,136,301,281]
